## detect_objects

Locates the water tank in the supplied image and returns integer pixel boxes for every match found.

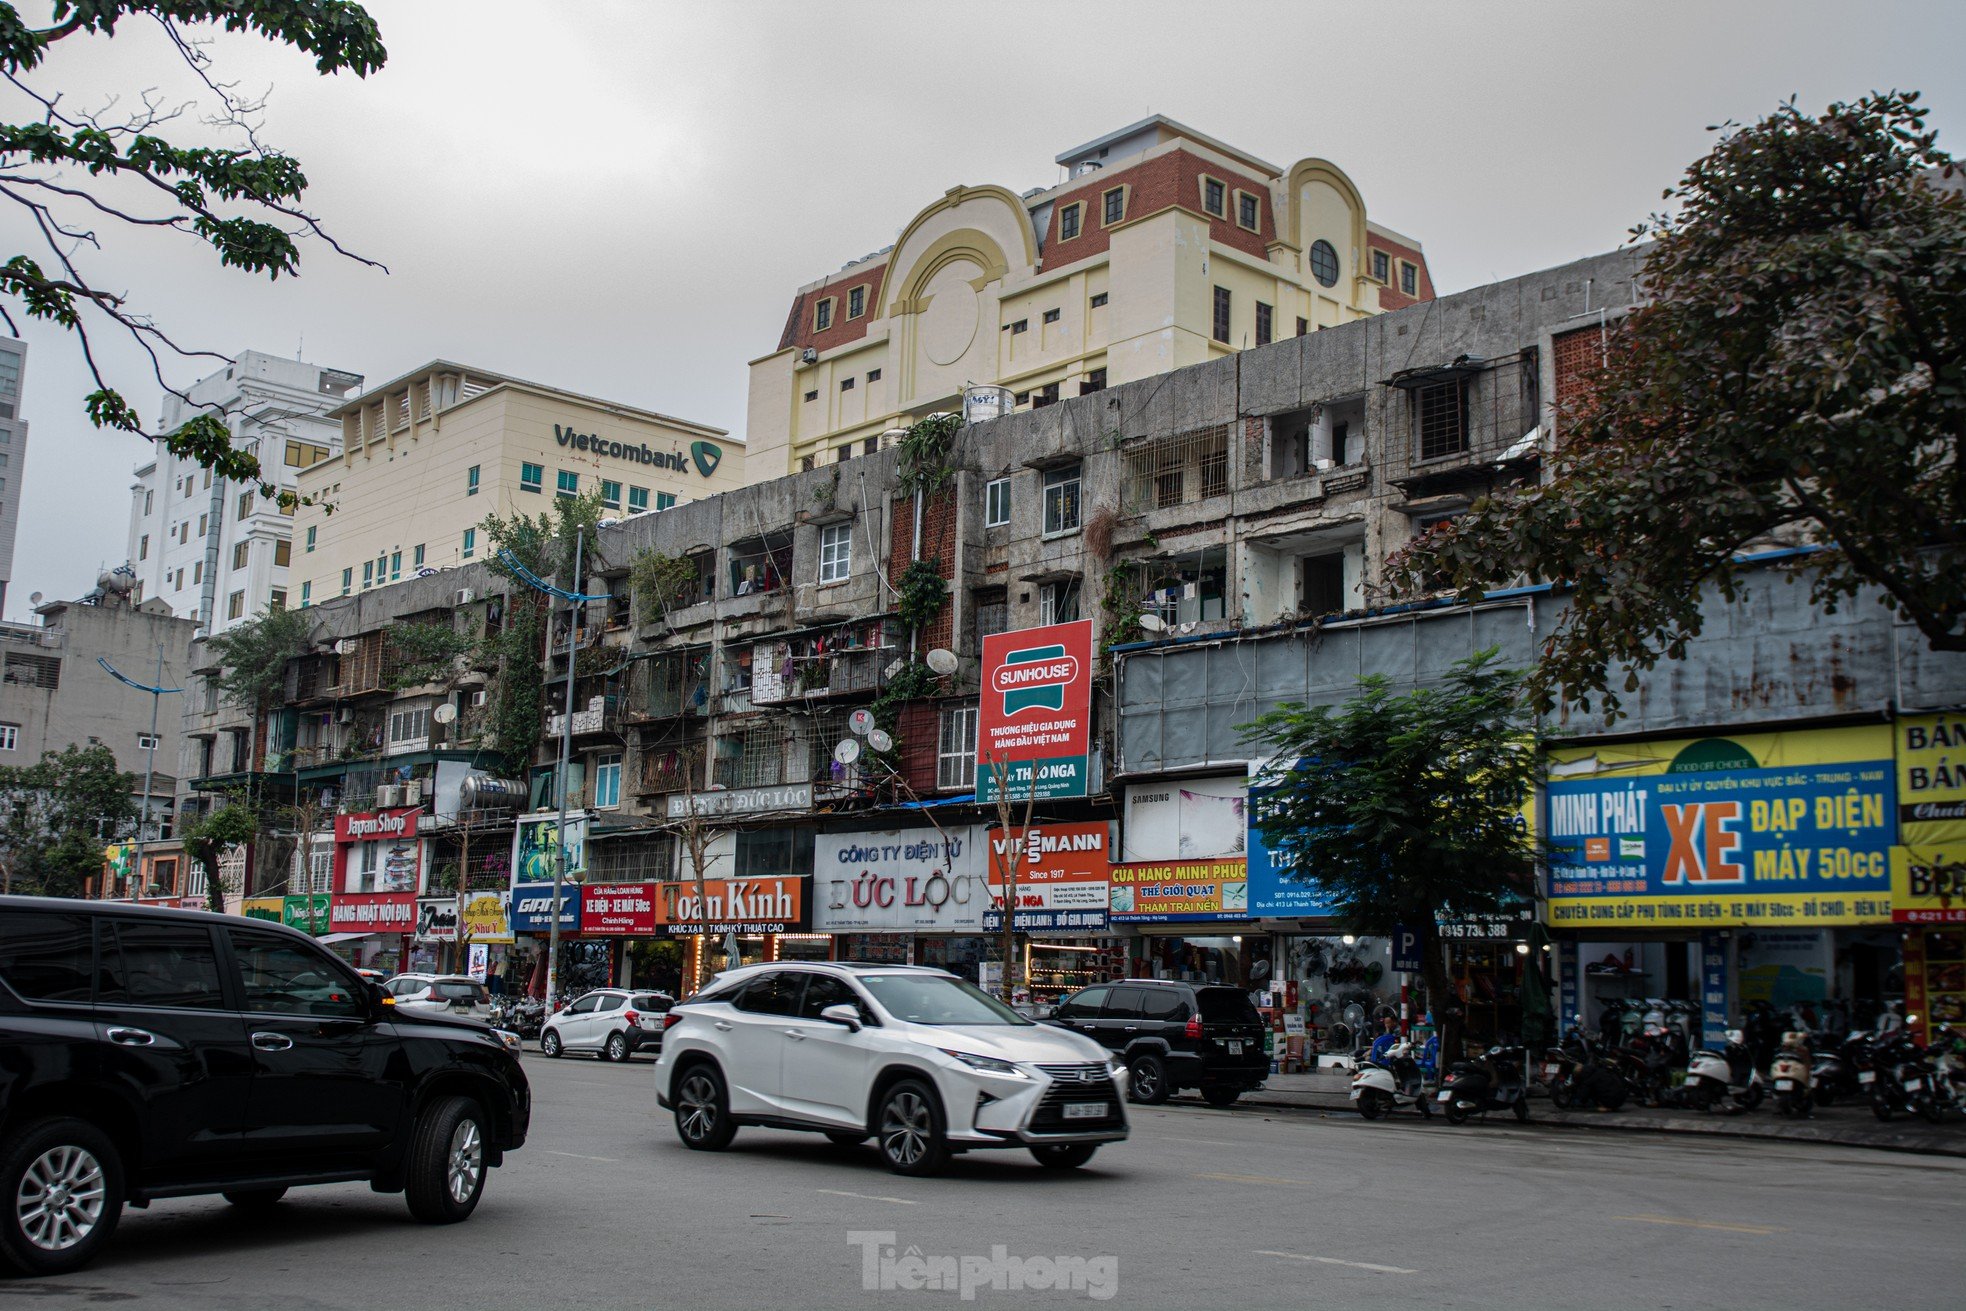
[963,385,1016,426]
[460,774,527,811]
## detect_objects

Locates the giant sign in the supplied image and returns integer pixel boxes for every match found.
[509,882,581,934]
[1546,727,1895,927]
[814,827,988,931]
[983,822,1111,933]
[976,620,1093,802]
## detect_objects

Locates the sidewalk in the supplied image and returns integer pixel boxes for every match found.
[1168,1069,1966,1157]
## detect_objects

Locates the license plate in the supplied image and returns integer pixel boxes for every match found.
[1858,1071,1876,1084]
[1775,1079,1794,1090]
[1226,1040,1244,1055]
[1906,1078,1926,1091]
[1542,1064,1560,1078]
[1063,1102,1106,1121]
[1437,1090,1454,1102]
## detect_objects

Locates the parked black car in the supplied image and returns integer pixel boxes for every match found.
[1046,979,1268,1106]
[0,896,531,1276]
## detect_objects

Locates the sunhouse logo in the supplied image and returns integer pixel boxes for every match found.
[993,644,1079,717]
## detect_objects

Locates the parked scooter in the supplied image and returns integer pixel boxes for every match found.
[1810,1030,1873,1108]
[1350,1035,1434,1120]
[1769,1030,1815,1117]
[1686,1027,1765,1113]
[1438,1047,1531,1125]
[490,995,545,1041]
[1870,1020,1960,1124]
[1543,1026,1629,1111]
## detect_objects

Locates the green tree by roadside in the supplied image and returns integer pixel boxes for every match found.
[0,741,137,897]
[1392,92,1965,720]
[1240,653,1538,1064]
[178,798,256,912]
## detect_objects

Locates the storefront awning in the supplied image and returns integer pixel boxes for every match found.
[318,931,378,944]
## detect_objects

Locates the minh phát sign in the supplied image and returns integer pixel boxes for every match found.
[976,620,1093,802]
[1546,727,1895,928]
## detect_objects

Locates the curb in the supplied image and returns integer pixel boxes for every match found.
[1166,1092,1966,1159]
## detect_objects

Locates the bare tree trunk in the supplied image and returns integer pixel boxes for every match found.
[1419,924,1461,1071]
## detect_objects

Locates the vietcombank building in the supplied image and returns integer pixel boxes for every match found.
[293,361,745,605]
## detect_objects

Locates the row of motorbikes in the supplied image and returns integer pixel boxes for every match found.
[1347,998,1966,1127]
[487,995,545,1040]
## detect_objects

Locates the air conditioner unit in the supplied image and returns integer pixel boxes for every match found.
[37,631,61,648]
[456,588,475,606]
[376,784,404,808]
[470,689,488,707]
[336,708,355,724]
[403,780,424,804]
[800,347,818,365]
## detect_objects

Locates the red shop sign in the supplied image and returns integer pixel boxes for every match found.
[581,882,657,935]
[328,891,417,934]
[334,808,420,844]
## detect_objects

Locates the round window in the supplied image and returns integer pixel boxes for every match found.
[1308,240,1340,288]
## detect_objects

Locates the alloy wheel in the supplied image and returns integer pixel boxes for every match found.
[16,1145,106,1252]
[678,1074,720,1143]
[881,1090,931,1168]
[445,1119,483,1205]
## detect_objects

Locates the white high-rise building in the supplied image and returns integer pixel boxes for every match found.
[126,352,362,633]
[0,336,31,615]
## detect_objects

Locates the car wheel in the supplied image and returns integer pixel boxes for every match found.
[404,1095,488,1225]
[1200,1086,1241,1108]
[1030,1143,1098,1170]
[222,1187,289,1211]
[674,1065,737,1151]
[877,1079,950,1177]
[1356,1089,1388,1120]
[1127,1054,1170,1105]
[0,1118,124,1277]
[540,1030,563,1058]
[605,1032,629,1063]
[824,1132,867,1147]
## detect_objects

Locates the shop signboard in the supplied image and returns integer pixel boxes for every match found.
[328,891,416,935]
[509,882,581,934]
[1888,845,1966,924]
[1545,727,1895,928]
[466,943,490,982]
[512,810,588,885]
[1245,780,1339,918]
[1436,903,1536,941]
[982,822,1111,932]
[415,897,459,943]
[1121,776,1245,862]
[1897,713,1966,845]
[976,620,1093,802]
[814,827,988,932]
[1109,859,1250,923]
[665,783,812,820]
[1698,931,1730,1049]
[461,891,514,944]
[241,896,284,923]
[332,807,422,894]
[580,882,657,935]
[655,876,806,935]
[282,894,330,935]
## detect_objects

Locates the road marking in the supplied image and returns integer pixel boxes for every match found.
[1614,1214,1782,1235]
[544,1150,618,1163]
[1195,1172,1311,1187]
[817,1188,917,1205]
[1257,1250,1418,1274]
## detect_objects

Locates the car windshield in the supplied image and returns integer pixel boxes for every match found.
[858,974,1032,1026]
[1197,987,1261,1024]
[432,981,487,1004]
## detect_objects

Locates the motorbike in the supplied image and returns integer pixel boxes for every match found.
[1543,1027,1628,1111]
[490,995,545,1041]
[1769,1030,1814,1117]
[1862,1026,1954,1124]
[1810,1030,1873,1107]
[1438,1047,1531,1125]
[1686,1027,1765,1113]
[1350,1035,1434,1120]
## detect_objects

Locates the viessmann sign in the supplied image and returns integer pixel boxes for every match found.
[554,424,723,478]
[976,619,1093,802]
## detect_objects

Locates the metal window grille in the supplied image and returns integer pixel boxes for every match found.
[1122,426,1230,513]
[1416,382,1467,460]
[3,652,60,690]
[588,833,676,882]
[635,738,705,794]
[937,705,977,790]
[1042,467,1081,534]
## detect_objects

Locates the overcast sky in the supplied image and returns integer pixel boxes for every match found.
[4,0,1962,618]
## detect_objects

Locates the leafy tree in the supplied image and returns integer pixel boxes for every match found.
[203,603,313,718]
[0,1,386,493]
[1392,92,1966,719]
[178,799,256,912]
[483,488,608,586]
[0,741,137,897]
[384,619,473,690]
[1240,653,1537,1063]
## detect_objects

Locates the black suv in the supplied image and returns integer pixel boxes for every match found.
[0,896,530,1276]
[1047,979,1268,1106]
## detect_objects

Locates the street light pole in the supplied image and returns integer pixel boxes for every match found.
[544,526,585,1011]
[134,641,163,890]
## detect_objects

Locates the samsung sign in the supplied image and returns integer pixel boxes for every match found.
[555,424,722,478]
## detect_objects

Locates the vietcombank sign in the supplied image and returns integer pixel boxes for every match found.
[976,620,1092,802]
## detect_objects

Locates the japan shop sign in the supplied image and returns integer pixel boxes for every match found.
[976,620,1093,802]
[509,883,580,934]
[580,882,658,936]
[983,822,1112,933]
[328,891,417,934]
[1108,859,1251,923]
[656,877,807,935]
[814,827,988,931]
[1545,726,1895,928]
[332,807,423,894]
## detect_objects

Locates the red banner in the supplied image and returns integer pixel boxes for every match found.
[328,891,417,934]
[976,620,1093,801]
[581,882,658,935]
[334,808,420,844]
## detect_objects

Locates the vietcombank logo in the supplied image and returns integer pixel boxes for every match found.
[993,643,1079,717]
[691,440,723,478]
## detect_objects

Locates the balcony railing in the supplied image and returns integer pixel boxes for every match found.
[546,695,621,739]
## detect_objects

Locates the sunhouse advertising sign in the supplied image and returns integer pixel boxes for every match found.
[1546,726,1894,928]
[976,620,1092,802]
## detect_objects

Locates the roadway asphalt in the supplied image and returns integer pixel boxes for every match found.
[19,1049,1965,1310]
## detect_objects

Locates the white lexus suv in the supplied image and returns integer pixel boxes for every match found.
[654,963,1129,1175]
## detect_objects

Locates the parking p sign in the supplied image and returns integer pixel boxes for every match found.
[1392,925,1423,974]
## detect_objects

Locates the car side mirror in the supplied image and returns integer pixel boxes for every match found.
[819,1003,862,1033]
[366,981,390,1018]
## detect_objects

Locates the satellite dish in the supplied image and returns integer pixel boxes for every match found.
[432,703,458,725]
[28,591,43,606]
[335,638,358,655]
[848,708,876,737]
[866,728,894,753]
[1136,613,1167,632]
[884,658,906,679]
[925,648,958,675]
[833,739,862,766]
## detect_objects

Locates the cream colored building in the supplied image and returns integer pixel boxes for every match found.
[747,115,1436,474]
[293,361,740,605]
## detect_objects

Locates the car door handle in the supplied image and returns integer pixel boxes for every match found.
[251,1031,295,1052]
[1122,1026,1139,1032]
[713,1021,733,1032]
[784,1029,807,1041]
[106,1026,156,1046]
